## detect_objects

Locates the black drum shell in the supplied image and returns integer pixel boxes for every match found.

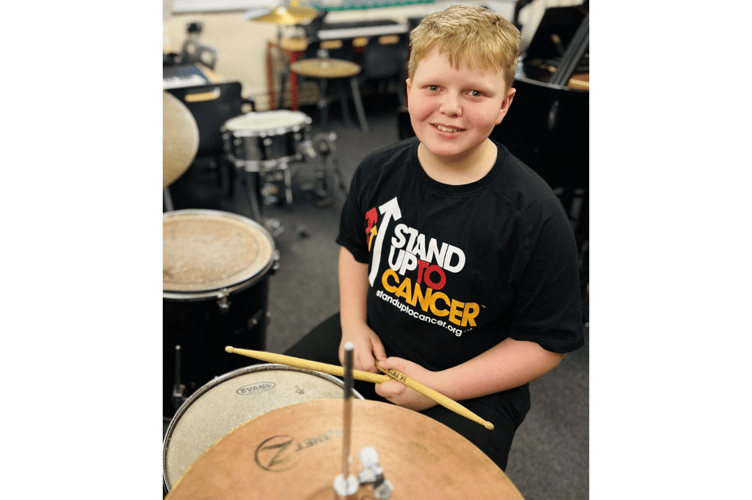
[163,275,271,418]
[162,208,277,419]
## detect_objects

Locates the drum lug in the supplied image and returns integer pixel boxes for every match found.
[246,309,266,332]
[172,384,186,410]
[271,250,281,274]
[217,288,231,313]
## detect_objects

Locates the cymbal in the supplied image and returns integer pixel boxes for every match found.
[165,399,525,500]
[163,91,199,188]
[245,5,317,25]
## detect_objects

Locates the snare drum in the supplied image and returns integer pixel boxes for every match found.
[163,364,364,492]
[163,209,278,418]
[222,110,312,171]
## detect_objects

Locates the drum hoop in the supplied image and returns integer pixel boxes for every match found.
[163,209,276,296]
[222,111,312,136]
[162,265,271,300]
[163,363,364,492]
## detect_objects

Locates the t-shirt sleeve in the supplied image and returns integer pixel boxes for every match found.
[506,199,585,354]
[336,161,371,264]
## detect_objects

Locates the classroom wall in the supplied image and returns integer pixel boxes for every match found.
[163,0,580,111]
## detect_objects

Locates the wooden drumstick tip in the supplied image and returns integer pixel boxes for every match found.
[225,346,235,353]
[377,363,495,431]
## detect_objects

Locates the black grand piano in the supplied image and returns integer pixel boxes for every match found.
[492,3,589,288]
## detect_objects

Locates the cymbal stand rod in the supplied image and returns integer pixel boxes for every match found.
[334,342,358,498]
[172,345,186,409]
[342,342,354,481]
[175,345,181,387]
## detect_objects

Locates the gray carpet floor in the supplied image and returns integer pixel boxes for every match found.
[165,97,589,500]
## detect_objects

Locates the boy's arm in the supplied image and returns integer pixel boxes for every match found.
[338,246,387,373]
[376,338,564,411]
[441,338,564,400]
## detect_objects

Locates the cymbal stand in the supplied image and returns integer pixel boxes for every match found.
[334,342,359,498]
[358,447,393,499]
[333,342,393,499]
[171,345,187,411]
[300,132,347,206]
[274,24,288,110]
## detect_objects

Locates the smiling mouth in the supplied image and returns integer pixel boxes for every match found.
[433,124,463,133]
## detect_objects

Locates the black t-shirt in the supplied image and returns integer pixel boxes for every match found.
[337,137,583,372]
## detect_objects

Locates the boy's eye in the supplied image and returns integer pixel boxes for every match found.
[469,90,484,97]
[427,85,439,91]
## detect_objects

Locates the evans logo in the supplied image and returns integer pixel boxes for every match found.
[236,382,276,395]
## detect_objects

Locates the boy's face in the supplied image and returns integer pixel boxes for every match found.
[406,47,515,164]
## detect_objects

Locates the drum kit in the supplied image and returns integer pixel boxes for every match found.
[163,3,342,219]
[162,345,526,499]
[161,0,342,442]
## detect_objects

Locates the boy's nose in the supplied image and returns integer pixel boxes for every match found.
[439,92,462,116]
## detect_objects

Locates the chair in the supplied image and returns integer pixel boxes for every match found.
[356,33,410,107]
[180,40,218,70]
[165,82,255,197]
[303,36,355,62]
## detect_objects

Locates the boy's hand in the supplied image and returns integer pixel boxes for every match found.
[339,324,386,374]
[375,357,439,411]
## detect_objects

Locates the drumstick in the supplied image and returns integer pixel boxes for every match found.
[225,346,494,430]
[225,346,389,384]
[376,364,494,431]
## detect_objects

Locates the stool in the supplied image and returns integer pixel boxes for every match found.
[290,58,369,133]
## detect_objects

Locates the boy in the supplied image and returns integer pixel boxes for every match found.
[286,4,584,471]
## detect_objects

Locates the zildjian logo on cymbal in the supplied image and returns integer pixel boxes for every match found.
[254,430,343,472]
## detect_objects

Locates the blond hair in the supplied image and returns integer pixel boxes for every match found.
[408,4,520,90]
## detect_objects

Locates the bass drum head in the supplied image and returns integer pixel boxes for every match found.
[163,364,363,491]
[163,209,275,296]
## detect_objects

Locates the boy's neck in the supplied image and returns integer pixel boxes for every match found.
[417,139,498,186]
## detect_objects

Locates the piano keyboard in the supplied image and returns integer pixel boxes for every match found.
[163,73,209,89]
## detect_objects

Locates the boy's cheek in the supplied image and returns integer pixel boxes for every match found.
[408,101,433,122]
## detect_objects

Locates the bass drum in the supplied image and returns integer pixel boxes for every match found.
[163,209,278,418]
[163,364,363,493]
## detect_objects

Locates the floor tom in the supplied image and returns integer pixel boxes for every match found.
[163,209,278,417]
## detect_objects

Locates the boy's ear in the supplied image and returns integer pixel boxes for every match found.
[496,87,516,125]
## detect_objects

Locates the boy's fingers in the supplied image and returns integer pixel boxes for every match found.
[376,357,403,372]
[371,339,387,361]
[375,379,403,398]
[356,351,378,373]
